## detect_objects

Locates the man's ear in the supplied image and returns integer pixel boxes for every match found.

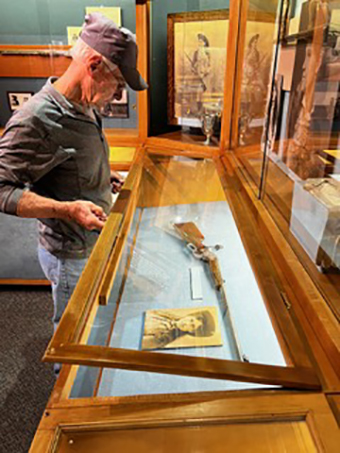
[87,55,103,75]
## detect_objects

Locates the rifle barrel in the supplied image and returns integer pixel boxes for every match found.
[220,286,247,362]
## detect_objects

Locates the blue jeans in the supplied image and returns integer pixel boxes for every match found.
[38,247,88,332]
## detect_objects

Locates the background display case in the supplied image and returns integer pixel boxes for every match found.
[0,0,336,451]
[148,0,232,150]
[261,0,340,322]
[226,0,340,322]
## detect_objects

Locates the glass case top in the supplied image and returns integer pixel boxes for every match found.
[46,149,320,392]
[84,153,285,367]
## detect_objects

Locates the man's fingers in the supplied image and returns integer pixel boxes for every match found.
[111,181,122,193]
[111,170,124,182]
[89,203,107,219]
[112,179,123,187]
[87,216,106,230]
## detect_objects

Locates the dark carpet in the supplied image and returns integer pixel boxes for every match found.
[0,286,55,453]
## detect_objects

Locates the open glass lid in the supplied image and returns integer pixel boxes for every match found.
[44,148,320,391]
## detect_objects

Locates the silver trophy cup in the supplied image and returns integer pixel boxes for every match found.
[201,106,219,145]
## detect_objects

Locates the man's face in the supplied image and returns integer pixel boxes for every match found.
[89,61,126,108]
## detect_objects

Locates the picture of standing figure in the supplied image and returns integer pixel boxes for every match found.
[239,33,270,145]
[237,16,277,147]
[142,306,222,350]
[189,33,211,115]
[168,11,229,126]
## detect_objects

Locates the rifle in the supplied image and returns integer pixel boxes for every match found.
[173,221,248,362]
[0,49,70,57]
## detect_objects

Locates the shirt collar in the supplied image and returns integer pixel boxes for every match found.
[43,77,98,123]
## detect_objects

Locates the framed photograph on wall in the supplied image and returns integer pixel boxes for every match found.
[167,10,229,127]
[7,92,34,112]
[99,88,129,118]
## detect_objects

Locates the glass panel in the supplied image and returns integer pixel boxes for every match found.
[0,0,137,132]
[70,151,286,396]
[262,1,340,319]
[150,0,229,147]
[233,0,282,191]
[71,367,273,398]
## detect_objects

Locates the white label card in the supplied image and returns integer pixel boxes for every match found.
[190,267,203,300]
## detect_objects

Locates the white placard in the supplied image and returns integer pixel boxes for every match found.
[190,266,203,300]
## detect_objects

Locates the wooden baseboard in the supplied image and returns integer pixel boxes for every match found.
[0,279,50,286]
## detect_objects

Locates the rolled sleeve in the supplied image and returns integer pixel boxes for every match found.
[0,186,27,215]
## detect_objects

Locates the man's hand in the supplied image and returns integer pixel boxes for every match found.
[110,170,124,194]
[65,200,107,230]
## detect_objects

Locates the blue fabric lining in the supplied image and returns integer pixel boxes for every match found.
[71,201,285,398]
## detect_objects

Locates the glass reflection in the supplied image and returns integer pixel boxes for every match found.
[261,0,340,317]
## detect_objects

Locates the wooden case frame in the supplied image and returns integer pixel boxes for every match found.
[30,392,340,452]
[26,1,340,451]
[42,145,320,392]
[36,0,340,394]
[0,0,337,390]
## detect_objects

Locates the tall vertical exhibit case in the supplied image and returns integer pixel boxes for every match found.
[0,0,334,451]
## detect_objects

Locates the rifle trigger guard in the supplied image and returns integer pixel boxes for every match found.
[187,243,202,260]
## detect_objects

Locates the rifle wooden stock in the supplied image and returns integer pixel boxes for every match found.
[207,253,224,290]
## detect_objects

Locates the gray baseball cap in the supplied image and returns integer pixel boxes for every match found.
[80,12,148,91]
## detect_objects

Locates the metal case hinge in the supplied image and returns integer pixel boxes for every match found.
[280,292,292,310]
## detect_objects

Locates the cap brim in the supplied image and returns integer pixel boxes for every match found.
[120,66,148,91]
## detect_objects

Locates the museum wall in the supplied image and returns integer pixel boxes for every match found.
[0,0,136,44]
[0,0,137,129]
[0,78,46,128]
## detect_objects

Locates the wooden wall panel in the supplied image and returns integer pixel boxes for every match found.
[0,46,71,78]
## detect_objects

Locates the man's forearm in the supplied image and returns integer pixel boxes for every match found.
[16,191,107,230]
[17,191,70,219]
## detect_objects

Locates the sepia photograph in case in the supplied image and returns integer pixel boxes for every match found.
[167,10,229,127]
[141,306,222,350]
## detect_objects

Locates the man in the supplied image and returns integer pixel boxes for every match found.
[0,13,147,331]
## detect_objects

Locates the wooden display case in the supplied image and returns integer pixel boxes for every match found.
[23,0,340,451]
[29,144,340,452]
